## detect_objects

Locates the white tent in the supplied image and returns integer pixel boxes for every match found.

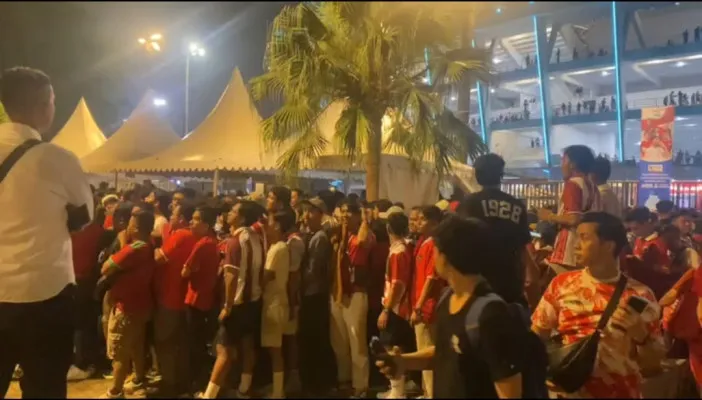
[306,101,480,207]
[50,98,106,159]
[80,90,181,174]
[115,69,279,174]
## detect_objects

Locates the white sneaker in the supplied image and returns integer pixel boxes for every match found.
[123,379,145,394]
[377,388,392,399]
[67,365,93,381]
[99,390,125,399]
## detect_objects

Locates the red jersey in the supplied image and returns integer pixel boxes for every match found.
[383,241,412,319]
[161,222,173,244]
[107,240,156,314]
[550,176,601,268]
[368,241,390,310]
[532,270,661,398]
[340,232,376,295]
[184,236,221,311]
[156,228,196,310]
[628,232,672,299]
[412,237,445,324]
[72,223,105,281]
[103,214,114,230]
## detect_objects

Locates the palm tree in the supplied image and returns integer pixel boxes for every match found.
[0,101,8,124]
[250,1,491,201]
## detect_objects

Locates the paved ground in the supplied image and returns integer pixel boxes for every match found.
[6,379,144,399]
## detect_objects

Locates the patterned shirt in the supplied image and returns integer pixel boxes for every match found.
[532,269,661,398]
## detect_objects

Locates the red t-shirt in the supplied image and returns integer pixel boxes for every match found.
[103,214,114,230]
[108,240,156,313]
[72,223,105,281]
[341,232,376,294]
[161,222,173,244]
[156,228,197,310]
[383,241,413,320]
[629,232,672,299]
[412,237,445,324]
[184,236,221,311]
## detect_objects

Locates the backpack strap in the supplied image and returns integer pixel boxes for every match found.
[464,293,503,349]
[0,139,42,184]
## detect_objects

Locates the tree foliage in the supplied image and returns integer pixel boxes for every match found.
[250,1,492,197]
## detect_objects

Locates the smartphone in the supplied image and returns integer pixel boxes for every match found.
[627,295,649,314]
[369,336,397,375]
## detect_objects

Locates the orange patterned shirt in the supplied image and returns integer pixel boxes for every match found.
[532,269,661,398]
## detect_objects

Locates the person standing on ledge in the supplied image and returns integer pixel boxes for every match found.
[0,67,93,398]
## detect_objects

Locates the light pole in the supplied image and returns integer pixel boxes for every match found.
[185,43,206,135]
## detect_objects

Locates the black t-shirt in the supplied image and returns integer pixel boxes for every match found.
[459,188,530,304]
[433,283,526,399]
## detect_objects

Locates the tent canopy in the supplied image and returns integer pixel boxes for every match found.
[50,98,107,159]
[80,90,180,174]
[116,69,279,174]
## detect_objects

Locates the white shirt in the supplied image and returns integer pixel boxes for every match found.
[0,123,93,303]
[263,241,290,307]
[598,184,623,220]
[152,214,168,238]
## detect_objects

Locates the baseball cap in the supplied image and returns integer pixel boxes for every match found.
[301,197,328,214]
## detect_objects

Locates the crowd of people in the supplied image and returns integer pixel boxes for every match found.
[4,67,702,400]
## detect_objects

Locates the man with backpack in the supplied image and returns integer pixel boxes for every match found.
[376,216,547,398]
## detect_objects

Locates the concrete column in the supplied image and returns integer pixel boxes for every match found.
[612,1,629,162]
[533,15,553,166]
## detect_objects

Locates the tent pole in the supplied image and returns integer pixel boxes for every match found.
[114,171,119,190]
[213,169,220,197]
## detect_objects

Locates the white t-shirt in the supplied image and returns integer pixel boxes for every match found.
[152,215,168,238]
[287,234,305,273]
[263,241,290,307]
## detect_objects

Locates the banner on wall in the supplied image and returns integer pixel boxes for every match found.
[638,106,674,210]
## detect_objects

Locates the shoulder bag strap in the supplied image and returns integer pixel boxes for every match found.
[595,275,628,331]
[0,139,42,184]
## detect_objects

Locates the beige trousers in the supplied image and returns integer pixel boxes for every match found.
[329,292,369,391]
[414,322,435,398]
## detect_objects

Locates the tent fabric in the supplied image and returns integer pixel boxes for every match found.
[309,101,481,201]
[80,90,180,174]
[115,69,279,174]
[50,98,107,159]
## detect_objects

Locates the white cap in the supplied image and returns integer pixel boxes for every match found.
[379,206,405,219]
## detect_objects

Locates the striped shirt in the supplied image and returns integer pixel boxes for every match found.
[550,175,601,268]
[222,227,265,305]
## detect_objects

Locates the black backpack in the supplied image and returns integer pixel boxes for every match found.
[439,289,549,398]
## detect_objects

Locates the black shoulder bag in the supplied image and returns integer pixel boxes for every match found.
[0,139,42,184]
[546,275,628,393]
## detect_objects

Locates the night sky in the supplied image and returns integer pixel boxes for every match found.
[0,1,290,138]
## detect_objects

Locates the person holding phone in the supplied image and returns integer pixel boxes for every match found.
[532,212,664,398]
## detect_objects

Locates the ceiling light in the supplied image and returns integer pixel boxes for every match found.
[450,96,457,101]
[676,116,689,121]
[490,88,496,93]
[492,57,501,64]
[601,71,610,76]
[549,76,555,80]
[684,123,698,127]
[676,2,680,5]
[597,123,608,126]
[496,8,502,14]
[153,98,167,107]
[676,61,687,67]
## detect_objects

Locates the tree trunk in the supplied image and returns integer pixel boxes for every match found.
[365,117,383,201]
[456,14,475,125]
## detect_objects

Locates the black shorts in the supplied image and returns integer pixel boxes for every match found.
[379,311,414,351]
[216,300,262,347]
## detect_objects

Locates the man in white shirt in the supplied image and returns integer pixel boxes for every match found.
[591,156,622,219]
[262,209,295,399]
[0,67,93,398]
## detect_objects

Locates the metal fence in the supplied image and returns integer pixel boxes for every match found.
[501,180,702,211]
